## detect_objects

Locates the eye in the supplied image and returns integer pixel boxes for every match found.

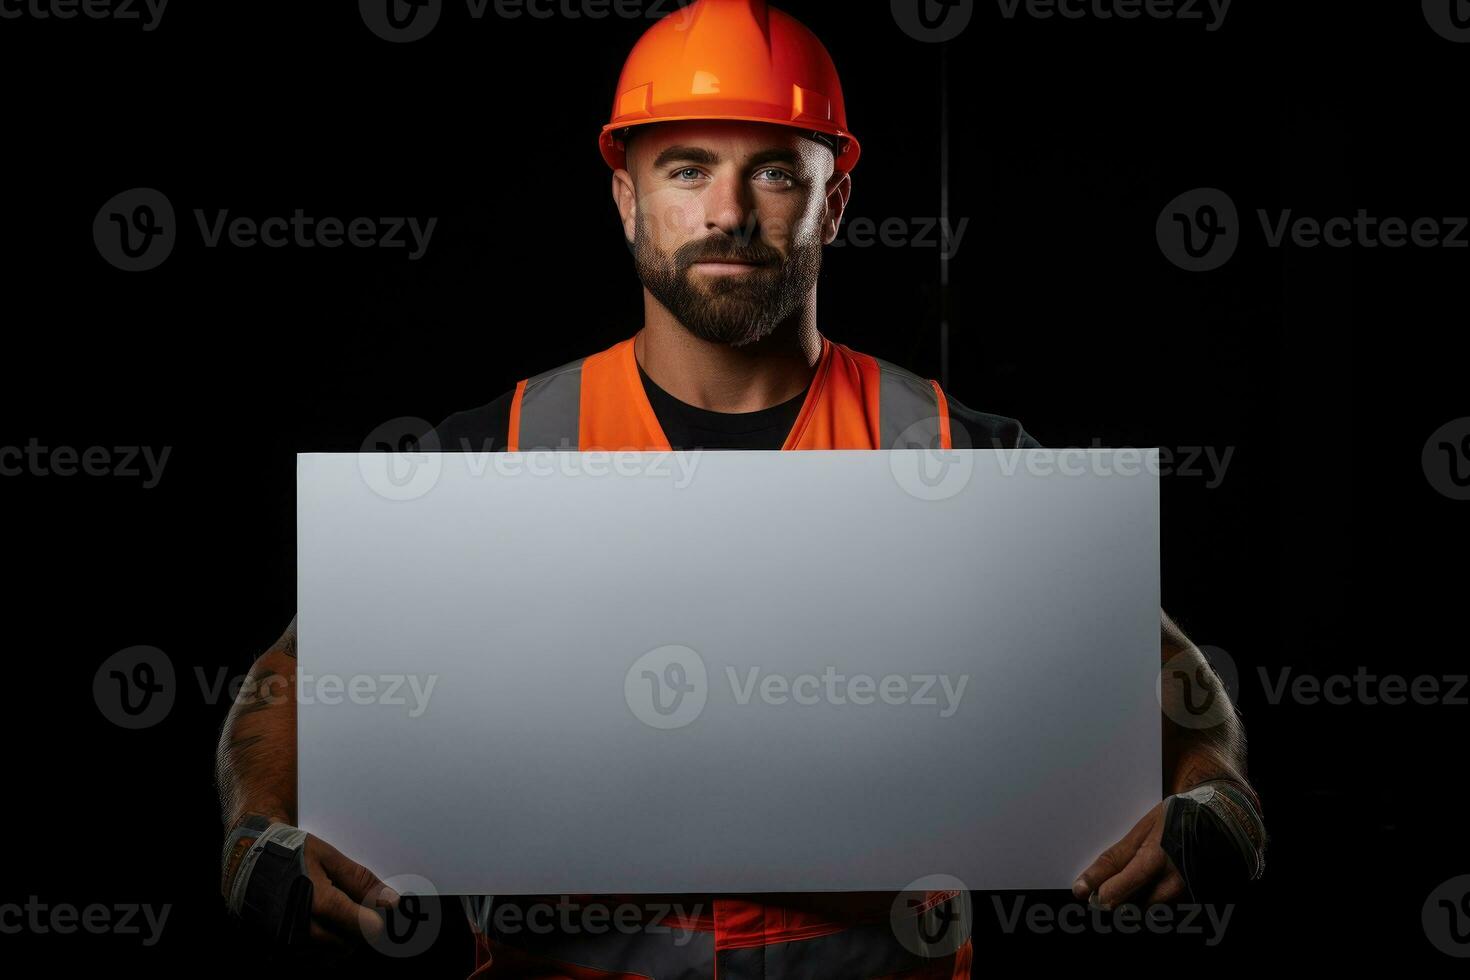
[755,167,797,186]
[673,167,705,181]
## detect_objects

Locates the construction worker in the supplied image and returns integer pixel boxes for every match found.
[216,1,1266,976]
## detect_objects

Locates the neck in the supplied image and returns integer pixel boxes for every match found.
[635,299,823,413]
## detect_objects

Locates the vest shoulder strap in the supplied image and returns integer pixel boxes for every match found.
[510,357,586,451]
[872,356,951,450]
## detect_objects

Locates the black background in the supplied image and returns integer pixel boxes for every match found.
[1,0,1464,974]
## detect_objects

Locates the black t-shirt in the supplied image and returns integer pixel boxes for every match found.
[434,361,1039,451]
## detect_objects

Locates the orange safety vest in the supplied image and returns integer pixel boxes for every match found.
[507,334,953,453]
[475,333,970,979]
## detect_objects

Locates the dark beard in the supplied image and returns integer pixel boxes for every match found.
[632,212,822,348]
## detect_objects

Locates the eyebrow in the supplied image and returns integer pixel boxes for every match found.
[650,145,803,170]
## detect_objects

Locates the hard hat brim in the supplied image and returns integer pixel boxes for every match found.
[600,117,861,174]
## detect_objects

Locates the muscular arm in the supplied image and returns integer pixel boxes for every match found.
[214,616,395,949]
[1073,611,1263,906]
[215,617,298,829]
[1159,609,1252,796]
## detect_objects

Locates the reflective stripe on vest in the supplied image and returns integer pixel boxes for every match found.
[508,335,951,452]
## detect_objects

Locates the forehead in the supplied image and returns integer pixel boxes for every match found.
[627,120,822,168]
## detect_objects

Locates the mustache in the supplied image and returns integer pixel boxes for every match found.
[675,237,782,271]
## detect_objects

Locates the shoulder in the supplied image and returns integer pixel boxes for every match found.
[430,388,516,453]
[944,390,1043,450]
[850,345,1040,450]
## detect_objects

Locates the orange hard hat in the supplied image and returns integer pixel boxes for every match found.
[599,0,861,174]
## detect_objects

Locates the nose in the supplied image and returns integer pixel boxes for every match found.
[703,168,757,242]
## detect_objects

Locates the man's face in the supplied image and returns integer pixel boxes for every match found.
[616,120,848,348]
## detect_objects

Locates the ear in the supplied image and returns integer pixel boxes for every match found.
[612,169,638,245]
[822,171,852,246]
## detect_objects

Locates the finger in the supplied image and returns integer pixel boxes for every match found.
[1073,813,1155,899]
[1142,872,1188,906]
[312,837,398,909]
[1094,844,1170,909]
[312,879,386,944]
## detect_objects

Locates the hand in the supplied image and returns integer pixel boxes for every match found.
[222,813,399,958]
[1071,800,1185,909]
[301,833,400,953]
